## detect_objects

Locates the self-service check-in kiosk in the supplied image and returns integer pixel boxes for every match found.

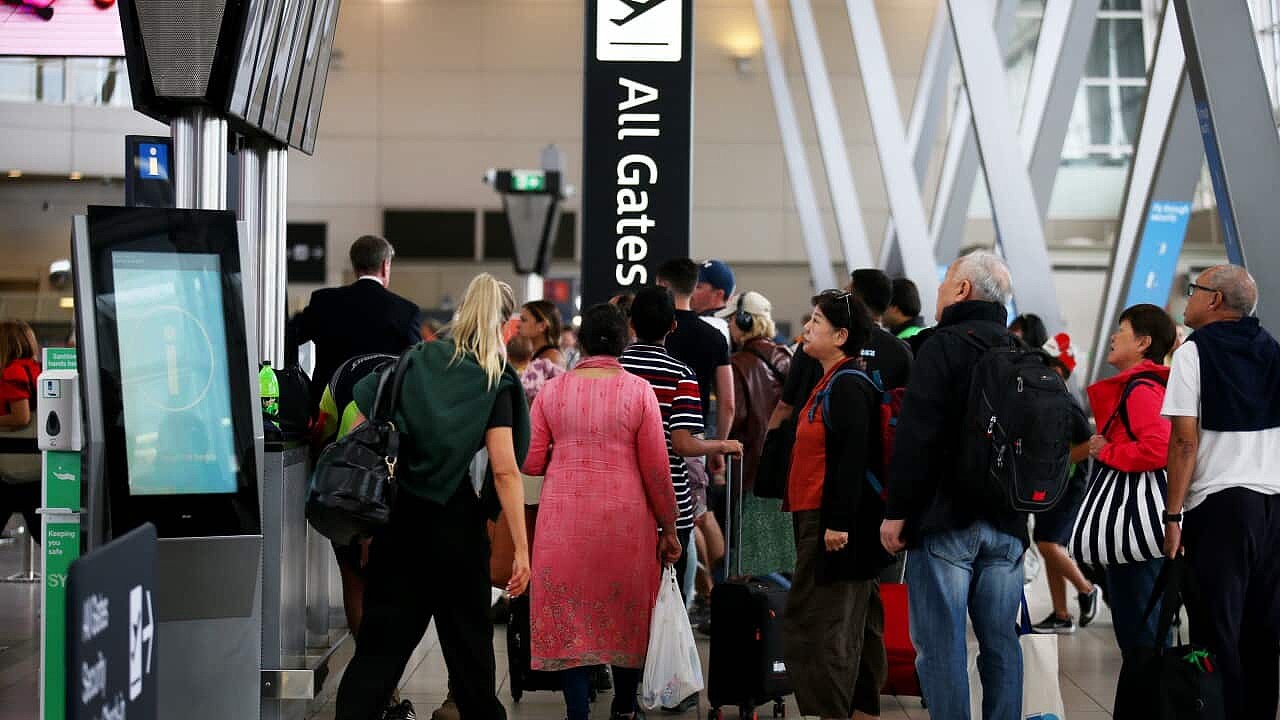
[72,205,264,720]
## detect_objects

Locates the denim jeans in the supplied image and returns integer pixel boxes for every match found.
[1103,558,1168,658]
[906,521,1025,720]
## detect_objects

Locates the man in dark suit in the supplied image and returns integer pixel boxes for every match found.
[290,234,423,408]
[288,234,420,669]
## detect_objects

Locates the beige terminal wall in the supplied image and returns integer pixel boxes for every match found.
[289,0,939,324]
[0,0,1227,347]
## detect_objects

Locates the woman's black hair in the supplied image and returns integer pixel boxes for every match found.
[810,290,873,356]
[579,303,629,357]
[1010,313,1048,350]
[1119,303,1177,362]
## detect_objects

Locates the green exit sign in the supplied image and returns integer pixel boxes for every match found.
[511,169,546,192]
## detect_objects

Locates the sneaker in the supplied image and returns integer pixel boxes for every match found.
[661,692,698,713]
[383,699,417,720]
[1031,613,1076,634]
[1078,585,1101,628]
[429,694,458,720]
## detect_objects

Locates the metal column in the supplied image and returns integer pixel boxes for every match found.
[845,0,940,320]
[172,106,229,210]
[237,137,288,368]
[880,4,954,274]
[1089,6,1202,382]
[753,0,838,293]
[789,0,873,272]
[262,146,288,366]
[930,0,1019,266]
[949,0,1065,332]
[1173,0,1280,319]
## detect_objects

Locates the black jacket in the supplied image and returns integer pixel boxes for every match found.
[290,278,423,407]
[884,300,1029,547]
[804,359,893,582]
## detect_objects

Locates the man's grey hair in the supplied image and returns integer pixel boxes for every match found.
[953,250,1013,305]
[1203,264,1258,316]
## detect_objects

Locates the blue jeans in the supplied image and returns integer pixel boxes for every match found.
[1104,558,1169,658]
[907,521,1025,720]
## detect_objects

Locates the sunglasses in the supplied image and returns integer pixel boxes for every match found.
[818,290,855,328]
[1187,282,1219,298]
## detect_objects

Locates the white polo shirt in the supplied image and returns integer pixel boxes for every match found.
[1160,340,1280,511]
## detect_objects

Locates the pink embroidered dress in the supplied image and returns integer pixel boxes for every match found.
[521,355,677,671]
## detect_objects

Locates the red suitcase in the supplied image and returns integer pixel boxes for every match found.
[880,581,921,697]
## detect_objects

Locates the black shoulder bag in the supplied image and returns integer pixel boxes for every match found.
[306,351,413,546]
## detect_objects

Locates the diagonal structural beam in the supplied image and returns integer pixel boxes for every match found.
[845,0,939,320]
[752,0,838,294]
[880,3,954,274]
[948,0,1065,332]
[789,0,874,273]
[1020,0,1103,219]
[1173,0,1280,320]
[1089,4,1202,383]
[930,0,1019,266]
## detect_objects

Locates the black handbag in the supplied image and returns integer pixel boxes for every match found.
[753,417,795,500]
[306,351,413,546]
[1113,557,1226,720]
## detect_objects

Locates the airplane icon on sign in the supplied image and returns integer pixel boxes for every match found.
[612,0,671,26]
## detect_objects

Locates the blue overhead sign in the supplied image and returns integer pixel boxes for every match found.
[1125,200,1192,309]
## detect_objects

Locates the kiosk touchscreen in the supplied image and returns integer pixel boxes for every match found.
[76,205,260,539]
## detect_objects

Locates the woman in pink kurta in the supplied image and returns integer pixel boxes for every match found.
[522,303,679,720]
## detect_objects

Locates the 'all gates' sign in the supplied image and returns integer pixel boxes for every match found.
[581,0,694,307]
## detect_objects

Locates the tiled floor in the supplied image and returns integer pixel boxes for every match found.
[0,527,1128,720]
[302,566,1128,720]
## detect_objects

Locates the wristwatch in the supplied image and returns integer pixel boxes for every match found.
[1162,510,1183,523]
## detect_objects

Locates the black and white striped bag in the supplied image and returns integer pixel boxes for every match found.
[1069,465,1167,566]
[1070,371,1168,566]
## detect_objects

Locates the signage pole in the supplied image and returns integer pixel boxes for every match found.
[39,346,81,720]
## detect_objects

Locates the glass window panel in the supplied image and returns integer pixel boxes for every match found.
[0,58,37,103]
[100,58,125,106]
[1113,19,1146,77]
[1102,0,1142,10]
[1087,20,1111,76]
[1119,85,1145,144]
[110,63,131,107]
[37,58,64,103]
[1088,19,1147,78]
[67,58,102,105]
[1061,85,1092,161]
[1088,85,1113,146]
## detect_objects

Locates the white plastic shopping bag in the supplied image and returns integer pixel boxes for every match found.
[641,565,705,710]
[968,596,1066,719]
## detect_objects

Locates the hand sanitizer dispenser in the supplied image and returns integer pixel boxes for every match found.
[37,370,80,452]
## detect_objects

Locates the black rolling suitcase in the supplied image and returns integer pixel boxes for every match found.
[506,590,602,702]
[506,593,567,701]
[707,458,792,720]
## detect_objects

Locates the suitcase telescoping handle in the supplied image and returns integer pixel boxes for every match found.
[722,454,745,579]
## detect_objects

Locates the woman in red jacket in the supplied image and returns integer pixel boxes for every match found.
[1085,303,1178,657]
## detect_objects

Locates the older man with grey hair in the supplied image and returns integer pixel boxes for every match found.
[1161,264,1280,719]
[879,250,1028,719]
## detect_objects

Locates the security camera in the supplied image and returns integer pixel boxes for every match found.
[49,259,71,290]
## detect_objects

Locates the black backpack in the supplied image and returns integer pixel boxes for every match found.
[948,329,1074,513]
[306,351,412,546]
